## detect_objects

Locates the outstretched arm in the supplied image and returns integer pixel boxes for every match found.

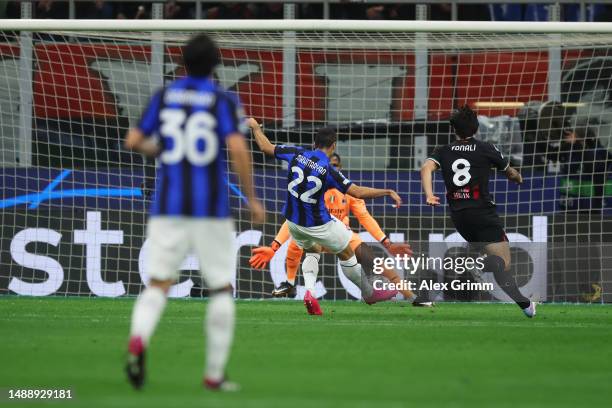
[505,166,523,185]
[349,197,385,241]
[227,133,266,224]
[346,184,402,208]
[124,128,161,158]
[247,118,276,157]
[420,159,440,206]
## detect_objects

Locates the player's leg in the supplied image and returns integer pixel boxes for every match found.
[272,240,302,298]
[127,217,188,389]
[350,238,403,304]
[300,244,323,315]
[452,208,534,317]
[286,221,324,314]
[193,218,239,391]
[484,240,535,317]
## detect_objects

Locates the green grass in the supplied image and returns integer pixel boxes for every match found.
[1,298,611,408]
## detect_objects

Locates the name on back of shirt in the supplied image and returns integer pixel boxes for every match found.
[164,89,215,106]
[451,145,477,152]
[296,154,327,175]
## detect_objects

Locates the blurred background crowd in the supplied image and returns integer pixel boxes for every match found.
[0,1,611,21]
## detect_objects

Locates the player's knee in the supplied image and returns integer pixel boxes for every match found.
[302,253,320,274]
[482,255,506,273]
[286,244,303,264]
[149,279,174,294]
[354,243,375,273]
[336,245,355,261]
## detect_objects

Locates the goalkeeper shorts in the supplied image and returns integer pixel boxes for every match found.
[145,216,236,290]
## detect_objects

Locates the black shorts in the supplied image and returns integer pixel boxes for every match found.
[450,207,508,245]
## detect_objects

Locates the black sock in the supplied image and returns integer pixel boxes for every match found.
[483,255,531,309]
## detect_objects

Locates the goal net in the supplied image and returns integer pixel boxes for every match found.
[0,20,610,302]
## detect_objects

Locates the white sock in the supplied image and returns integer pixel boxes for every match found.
[340,256,371,298]
[205,292,235,382]
[130,286,167,346]
[302,253,320,294]
[287,277,295,286]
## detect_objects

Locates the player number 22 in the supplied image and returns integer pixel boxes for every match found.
[288,166,322,204]
[159,108,218,165]
[452,158,471,187]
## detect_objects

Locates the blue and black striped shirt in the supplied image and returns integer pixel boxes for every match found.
[275,145,353,227]
[138,76,246,218]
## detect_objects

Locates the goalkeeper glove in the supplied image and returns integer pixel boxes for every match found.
[381,236,413,257]
[249,240,281,270]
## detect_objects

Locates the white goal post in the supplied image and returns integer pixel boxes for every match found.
[0,19,610,302]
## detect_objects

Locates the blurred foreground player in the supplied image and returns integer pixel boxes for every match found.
[123,34,265,391]
[249,118,401,315]
[251,153,432,306]
[420,105,536,318]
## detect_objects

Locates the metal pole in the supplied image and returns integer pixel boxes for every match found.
[323,1,330,20]
[196,1,202,19]
[451,2,458,21]
[282,3,296,128]
[150,3,164,92]
[579,2,586,22]
[19,1,33,167]
[69,0,75,19]
[548,3,562,102]
[414,4,429,121]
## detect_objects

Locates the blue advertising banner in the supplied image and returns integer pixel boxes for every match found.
[1,167,609,215]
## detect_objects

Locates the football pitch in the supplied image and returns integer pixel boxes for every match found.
[1,297,611,408]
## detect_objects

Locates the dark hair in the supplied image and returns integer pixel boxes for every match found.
[450,105,479,139]
[314,127,337,148]
[330,153,342,163]
[182,34,220,78]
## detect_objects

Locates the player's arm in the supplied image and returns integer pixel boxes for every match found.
[249,222,291,269]
[505,166,523,184]
[420,159,440,206]
[247,118,276,156]
[346,185,402,208]
[227,133,265,224]
[327,167,402,207]
[349,196,386,241]
[124,128,161,158]
[486,143,523,185]
[124,89,163,158]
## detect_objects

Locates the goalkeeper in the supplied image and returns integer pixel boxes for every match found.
[250,153,430,306]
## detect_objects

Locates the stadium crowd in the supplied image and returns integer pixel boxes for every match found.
[0,1,611,21]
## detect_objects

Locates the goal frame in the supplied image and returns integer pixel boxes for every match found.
[1,19,610,301]
[3,19,612,33]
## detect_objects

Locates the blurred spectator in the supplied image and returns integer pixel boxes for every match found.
[116,3,149,19]
[521,101,569,171]
[491,4,605,21]
[388,4,416,20]
[330,2,367,19]
[557,126,611,211]
[431,4,490,20]
[256,3,284,19]
[35,0,68,19]
[204,3,255,19]
[77,0,114,19]
[164,1,193,19]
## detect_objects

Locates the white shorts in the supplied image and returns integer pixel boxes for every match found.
[146,217,235,290]
[287,217,352,254]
